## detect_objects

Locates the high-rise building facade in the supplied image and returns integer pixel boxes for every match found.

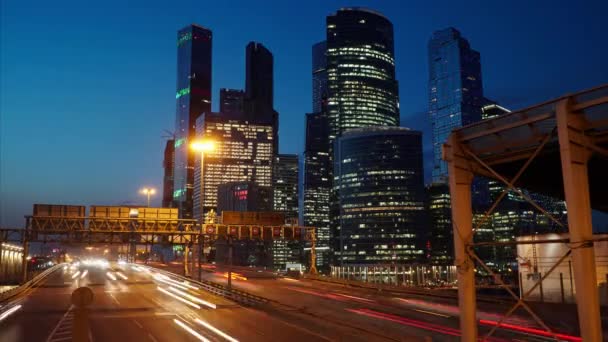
[428,27,483,184]
[244,42,278,155]
[312,41,328,113]
[217,181,272,214]
[173,24,212,219]
[427,183,453,265]
[272,154,300,270]
[273,154,299,219]
[302,111,331,269]
[162,139,175,208]
[192,112,274,222]
[326,8,400,141]
[219,88,245,114]
[333,127,426,265]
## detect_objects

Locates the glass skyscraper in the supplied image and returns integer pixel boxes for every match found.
[219,88,244,114]
[272,154,300,270]
[428,27,483,184]
[326,8,400,141]
[173,24,212,219]
[333,127,426,265]
[312,41,328,113]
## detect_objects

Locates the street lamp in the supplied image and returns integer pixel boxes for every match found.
[140,188,156,207]
[191,139,216,282]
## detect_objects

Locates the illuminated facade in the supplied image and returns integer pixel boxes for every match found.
[173,24,212,219]
[429,27,483,184]
[162,139,175,208]
[303,111,331,270]
[427,183,453,265]
[272,154,300,270]
[217,181,272,214]
[219,88,244,114]
[333,127,426,265]
[192,112,274,222]
[326,8,400,141]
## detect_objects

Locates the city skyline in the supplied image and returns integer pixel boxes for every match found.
[2,0,608,228]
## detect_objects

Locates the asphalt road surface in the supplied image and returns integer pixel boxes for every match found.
[0,262,585,342]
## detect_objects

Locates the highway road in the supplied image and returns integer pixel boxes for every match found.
[0,261,585,342]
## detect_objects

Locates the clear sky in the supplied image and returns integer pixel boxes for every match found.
[1,0,607,228]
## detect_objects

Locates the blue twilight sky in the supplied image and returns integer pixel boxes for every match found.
[1,0,607,228]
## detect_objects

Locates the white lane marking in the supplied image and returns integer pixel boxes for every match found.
[132,319,144,329]
[109,293,120,305]
[45,306,74,342]
[174,318,210,342]
[148,333,159,342]
[413,308,451,318]
[194,318,239,342]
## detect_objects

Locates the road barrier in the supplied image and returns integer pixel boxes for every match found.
[144,266,268,306]
[0,264,63,303]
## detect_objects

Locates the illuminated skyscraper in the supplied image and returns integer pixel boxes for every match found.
[192,112,274,222]
[333,127,426,265]
[173,24,212,219]
[428,27,483,184]
[272,154,300,270]
[326,8,400,141]
[312,41,328,113]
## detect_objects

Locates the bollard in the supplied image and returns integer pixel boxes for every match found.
[72,287,94,342]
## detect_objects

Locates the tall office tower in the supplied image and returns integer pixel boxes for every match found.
[427,183,453,265]
[428,27,483,184]
[333,127,426,265]
[217,181,272,214]
[326,8,400,141]
[312,41,328,113]
[192,112,274,222]
[244,42,279,154]
[219,88,245,114]
[162,139,175,208]
[272,154,300,270]
[302,111,331,270]
[173,24,212,219]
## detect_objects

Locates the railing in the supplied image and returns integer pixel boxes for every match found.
[0,264,63,303]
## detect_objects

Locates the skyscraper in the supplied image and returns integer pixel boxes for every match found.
[244,42,278,155]
[303,111,331,269]
[427,183,453,265]
[192,112,274,222]
[312,41,328,113]
[272,154,300,270]
[333,127,426,265]
[162,139,175,208]
[219,88,244,114]
[428,27,483,184]
[173,24,212,219]
[326,8,400,141]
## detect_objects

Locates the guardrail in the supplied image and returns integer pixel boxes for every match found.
[0,264,63,303]
[143,266,268,306]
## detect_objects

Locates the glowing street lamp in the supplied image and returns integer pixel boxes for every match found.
[141,187,156,207]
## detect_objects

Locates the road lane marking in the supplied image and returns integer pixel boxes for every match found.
[109,293,120,305]
[46,306,74,342]
[132,319,143,329]
[413,309,450,318]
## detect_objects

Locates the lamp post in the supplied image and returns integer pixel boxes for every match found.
[190,139,215,280]
[140,188,156,207]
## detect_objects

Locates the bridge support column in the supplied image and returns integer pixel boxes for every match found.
[557,99,603,341]
[444,134,477,341]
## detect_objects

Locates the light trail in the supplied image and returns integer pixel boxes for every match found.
[0,305,22,322]
[347,308,461,337]
[479,320,582,342]
[106,272,117,281]
[71,271,81,279]
[154,274,199,290]
[174,318,210,342]
[116,272,128,280]
[167,286,216,309]
[80,270,88,279]
[153,274,190,291]
[157,287,201,309]
[195,318,239,342]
